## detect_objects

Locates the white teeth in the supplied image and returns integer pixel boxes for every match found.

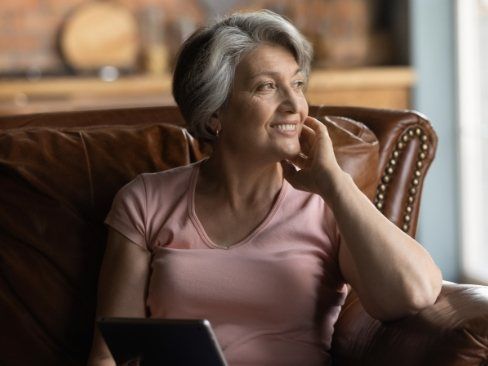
[274,124,296,131]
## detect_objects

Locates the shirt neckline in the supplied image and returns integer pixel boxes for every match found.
[188,161,288,250]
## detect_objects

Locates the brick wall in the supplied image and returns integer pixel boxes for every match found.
[0,0,208,75]
[0,0,402,76]
[0,0,83,73]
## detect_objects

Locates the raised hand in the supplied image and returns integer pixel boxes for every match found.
[281,116,344,198]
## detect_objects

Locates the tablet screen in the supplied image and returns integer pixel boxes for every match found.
[97,317,228,366]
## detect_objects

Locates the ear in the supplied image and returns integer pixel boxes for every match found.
[208,111,222,134]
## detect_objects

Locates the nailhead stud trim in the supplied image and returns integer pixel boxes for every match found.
[374,126,430,232]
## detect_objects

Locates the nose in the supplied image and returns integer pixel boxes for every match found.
[278,86,300,113]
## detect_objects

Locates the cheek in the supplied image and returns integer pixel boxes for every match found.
[237,98,275,126]
[228,94,265,118]
[299,95,309,118]
[221,102,266,142]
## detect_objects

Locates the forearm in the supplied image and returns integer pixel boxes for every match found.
[283,116,442,319]
[323,171,442,320]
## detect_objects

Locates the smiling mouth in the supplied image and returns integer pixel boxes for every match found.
[271,123,298,132]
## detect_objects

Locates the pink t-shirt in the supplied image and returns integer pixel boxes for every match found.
[105,161,347,366]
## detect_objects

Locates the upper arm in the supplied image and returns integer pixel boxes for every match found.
[88,229,150,365]
[96,228,151,317]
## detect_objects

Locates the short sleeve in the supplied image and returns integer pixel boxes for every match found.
[105,175,148,249]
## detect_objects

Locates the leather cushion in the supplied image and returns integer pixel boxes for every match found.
[322,115,380,200]
[0,123,199,365]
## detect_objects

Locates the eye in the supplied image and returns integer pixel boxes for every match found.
[292,79,306,90]
[256,81,276,92]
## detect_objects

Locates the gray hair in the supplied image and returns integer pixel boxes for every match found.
[172,10,313,143]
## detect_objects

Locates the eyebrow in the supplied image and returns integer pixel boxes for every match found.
[249,68,304,81]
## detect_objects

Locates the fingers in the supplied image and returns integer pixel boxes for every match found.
[281,159,297,175]
[299,124,315,157]
[300,117,330,145]
[304,116,323,130]
[296,116,331,167]
[299,117,327,158]
[281,159,297,183]
[304,116,330,138]
[303,116,334,153]
[299,124,315,141]
[291,153,309,169]
[280,160,306,191]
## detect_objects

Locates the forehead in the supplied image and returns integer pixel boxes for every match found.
[235,43,300,81]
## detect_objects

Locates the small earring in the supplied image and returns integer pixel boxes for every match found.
[215,128,221,137]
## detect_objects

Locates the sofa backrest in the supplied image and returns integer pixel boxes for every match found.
[0,105,437,366]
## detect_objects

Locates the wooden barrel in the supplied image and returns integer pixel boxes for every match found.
[60,1,140,72]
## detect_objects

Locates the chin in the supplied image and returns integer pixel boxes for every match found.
[278,142,301,160]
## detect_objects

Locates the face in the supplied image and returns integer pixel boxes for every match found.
[215,43,309,162]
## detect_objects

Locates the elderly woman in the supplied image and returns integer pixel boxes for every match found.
[88,10,442,366]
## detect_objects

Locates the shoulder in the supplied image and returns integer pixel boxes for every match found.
[140,161,199,185]
[115,161,200,202]
[138,161,200,195]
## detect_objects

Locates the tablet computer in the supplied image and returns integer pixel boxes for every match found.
[97,317,228,366]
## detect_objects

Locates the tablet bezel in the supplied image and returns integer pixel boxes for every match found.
[97,317,228,366]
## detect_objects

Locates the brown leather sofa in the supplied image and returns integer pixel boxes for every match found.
[0,105,486,366]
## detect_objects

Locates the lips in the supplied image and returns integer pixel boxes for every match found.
[270,121,300,133]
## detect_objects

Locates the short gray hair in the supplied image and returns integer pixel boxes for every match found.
[172,10,313,143]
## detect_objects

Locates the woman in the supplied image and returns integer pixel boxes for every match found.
[88,10,442,366]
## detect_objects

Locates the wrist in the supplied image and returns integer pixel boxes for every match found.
[318,168,353,206]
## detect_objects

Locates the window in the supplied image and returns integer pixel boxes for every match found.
[457,0,488,283]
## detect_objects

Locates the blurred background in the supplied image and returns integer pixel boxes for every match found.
[0,0,486,285]
[0,0,412,114]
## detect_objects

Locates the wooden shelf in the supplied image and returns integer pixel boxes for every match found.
[306,67,415,109]
[0,66,414,116]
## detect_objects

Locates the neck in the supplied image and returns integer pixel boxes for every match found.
[198,148,284,209]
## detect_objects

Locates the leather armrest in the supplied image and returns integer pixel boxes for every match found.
[331,281,488,365]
